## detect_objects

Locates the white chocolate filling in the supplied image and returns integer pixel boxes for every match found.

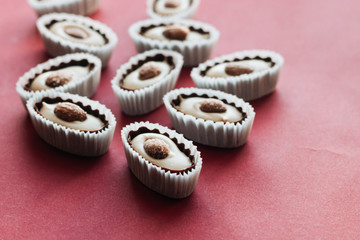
[154,0,191,16]
[39,102,105,131]
[131,133,192,171]
[143,26,208,41]
[206,60,272,78]
[175,97,244,122]
[29,66,89,91]
[49,21,106,46]
[121,61,171,90]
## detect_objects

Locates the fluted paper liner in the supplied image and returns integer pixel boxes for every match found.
[163,88,255,148]
[121,121,202,199]
[147,0,200,19]
[26,92,116,157]
[191,50,284,101]
[128,18,219,66]
[111,49,183,116]
[28,0,101,17]
[16,53,102,106]
[37,13,118,67]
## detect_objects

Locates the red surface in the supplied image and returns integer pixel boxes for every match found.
[1,0,360,239]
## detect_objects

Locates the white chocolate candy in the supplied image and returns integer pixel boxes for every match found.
[39,102,104,131]
[121,61,171,90]
[143,26,207,41]
[206,60,272,78]
[29,66,89,91]
[175,97,244,122]
[49,21,106,46]
[131,133,192,171]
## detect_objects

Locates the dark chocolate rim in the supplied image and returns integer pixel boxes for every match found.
[200,56,276,77]
[127,127,196,174]
[119,53,176,90]
[46,19,110,44]
[34,97,109,133]
[170,93,248,124]
[24,59,95,92]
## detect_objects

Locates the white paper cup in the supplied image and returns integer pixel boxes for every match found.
[37,13,118,67]
[147,0,200,19]
[28,0,101,17]
[121,121,202,198]
[191,50,284,101]
[26,92,116,157]
[111,49,183,116]
[163,87,256,148]
[128,18,219,66]
[16,53,102,106]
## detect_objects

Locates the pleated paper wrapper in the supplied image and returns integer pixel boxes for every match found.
[163,88,256,148]
[37,13,118,67]
[16,53,101,106]
[146,0,200,19]
[191,50,284,101]
[128,18,219,66]
[111,49,183,116]
[26,92,116,157]
[121,121,202,199]
[28,0,101,17]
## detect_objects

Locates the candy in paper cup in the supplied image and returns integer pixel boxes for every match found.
[16,53,102,106]
[111,49,183,116]
[37,13,118,67]
[163,88,255,148]
[26,92,116,157]
[191,50,284,101]
[147,0,200,19]
[28,0,101,17]
[128,18,219,66]
[121,121,202,199]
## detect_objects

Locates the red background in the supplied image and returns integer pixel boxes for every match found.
[1,0,360,239]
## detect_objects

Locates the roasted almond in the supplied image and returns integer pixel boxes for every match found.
[54,102,87,122]
[45,71,72,88]
[144,138,170,159]
[138,61,162,80]
[165,0,181,8]
[163,25,190,41]
[64,26,89,39]
[199,99,227,113]
[225,63,253,76]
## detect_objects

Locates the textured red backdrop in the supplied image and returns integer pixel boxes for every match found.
[1,0,360,239]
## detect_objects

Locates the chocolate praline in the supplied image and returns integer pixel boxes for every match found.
[120,54,175,91]
[171,94,247,123]
[25,59,94,92]
[35,97,108,132]
[128,127,195,173]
